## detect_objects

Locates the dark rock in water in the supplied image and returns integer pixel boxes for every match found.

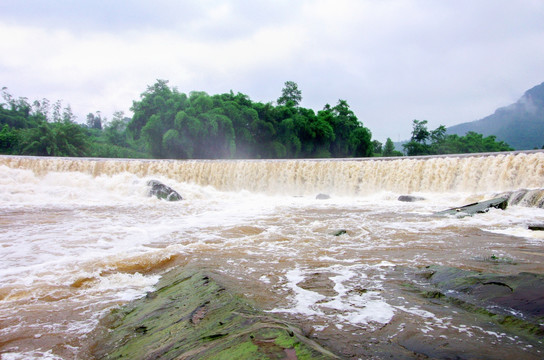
[316,193,330,200]
[91,268,339,359]
[529,224,544,231]
[434,197,508,217]
[417,265,544,337]
[332,229,347,236]
[147,180,182,201]
[398,195,425,202]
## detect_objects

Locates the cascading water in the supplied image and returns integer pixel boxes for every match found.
[0,152,543,359]
[2,151,543,195]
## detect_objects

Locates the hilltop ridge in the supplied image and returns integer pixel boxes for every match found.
[447,82,544,150]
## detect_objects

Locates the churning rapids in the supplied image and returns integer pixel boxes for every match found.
[0,152,543,359]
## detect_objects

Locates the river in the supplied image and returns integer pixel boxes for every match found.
[0,152,543,359]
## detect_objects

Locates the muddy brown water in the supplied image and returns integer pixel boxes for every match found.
[0,154,543,359]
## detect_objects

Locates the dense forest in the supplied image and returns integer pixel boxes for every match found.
[128,80,373,158]
[0,81,516,159]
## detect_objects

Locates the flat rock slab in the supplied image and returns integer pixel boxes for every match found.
[434,197,508,217]
[91,268,338,359]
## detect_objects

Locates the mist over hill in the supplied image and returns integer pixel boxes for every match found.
[447,82,544,150]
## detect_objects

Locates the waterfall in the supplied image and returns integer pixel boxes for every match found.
[1,151,543,196]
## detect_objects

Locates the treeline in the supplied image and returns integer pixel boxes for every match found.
[0,82,515,159]
[128,80,373,158]
[402,120,513,156]
[0,87,146,158]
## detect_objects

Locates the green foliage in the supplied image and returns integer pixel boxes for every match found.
[403,119,513,156]
[0,87,143,158]
[128,80,373,159]
[0,124,19,153]
[277,81,302,107]
[18,121,89,157]
[0,84,517,160]
[383,138,403,157]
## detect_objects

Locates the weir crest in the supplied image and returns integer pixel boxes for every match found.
[1,151,543,196]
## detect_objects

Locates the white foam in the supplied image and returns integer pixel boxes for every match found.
[271,268,325,316]
[271,265,396,326]
[90,273,160,301]
[1,350,64,360]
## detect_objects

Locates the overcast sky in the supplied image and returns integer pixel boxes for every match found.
[1,0,543,142]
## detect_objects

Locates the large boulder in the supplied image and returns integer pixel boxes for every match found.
[147,180,182,201]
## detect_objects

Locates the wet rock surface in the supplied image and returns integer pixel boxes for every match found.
[398,195,425,202]
[434,196,508,217]
[147,180,182,201]
[91,267,339,359]
[415,266,544,337]
[88,264,544,360]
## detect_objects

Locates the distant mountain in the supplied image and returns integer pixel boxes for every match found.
[447,82,544,150]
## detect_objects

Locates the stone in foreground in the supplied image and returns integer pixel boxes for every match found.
[91,268,338,359]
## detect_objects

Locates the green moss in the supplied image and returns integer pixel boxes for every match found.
[91,268,338,359]
[422,290,445,299]
[273,331,296,348]
[210,340,262,360]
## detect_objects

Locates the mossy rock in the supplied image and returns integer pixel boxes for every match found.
[91,268,338,359]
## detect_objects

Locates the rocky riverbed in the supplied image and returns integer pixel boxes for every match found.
[89,263,544,359]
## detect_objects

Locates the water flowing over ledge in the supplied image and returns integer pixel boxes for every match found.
[1,151,543,196]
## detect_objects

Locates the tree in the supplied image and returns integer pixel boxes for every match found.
[62,104,76,123]
[349,127,373,157]
[0,124,19,153]
[372,140,383,155]
[104,111,129,146]
[383,138,402,157]
[20,123,58,156]
[411,119,430,143]
[86,112,103,130]
[277,81,302,107]
[383,138,394,156]
[403,119,431,156]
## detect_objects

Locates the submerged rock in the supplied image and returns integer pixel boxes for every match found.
[398,195,425,202]
[529,224,544,231]
[316,193,331,200]
[434,197,508,217]
[147,180,182,201]
[91,268,339,359]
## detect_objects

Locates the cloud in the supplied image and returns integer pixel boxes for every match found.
[1,0,544,142]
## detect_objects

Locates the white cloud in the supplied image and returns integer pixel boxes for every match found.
[1,0,543,142]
